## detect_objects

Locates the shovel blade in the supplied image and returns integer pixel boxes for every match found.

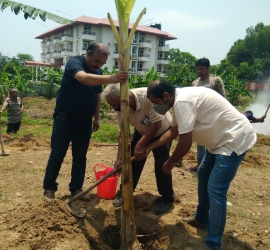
[65,199,85,218]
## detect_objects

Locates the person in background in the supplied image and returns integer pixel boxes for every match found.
[43,42,129,201]
[102,83,174,215]
[243,110,266,123]
[146,80,256,250]
[187,58,226,172]
[0,88,23,134]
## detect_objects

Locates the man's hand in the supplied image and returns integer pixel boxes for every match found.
[134,145,145,161]
[92,119,100,132]
[114,158,122,175]
[162,159,176,175]
[110,71,129,84]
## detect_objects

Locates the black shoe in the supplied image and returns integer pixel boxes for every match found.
[154,197,172,215]
[44,189,55,200]
[71,190,91,202]
[113,190,122,207]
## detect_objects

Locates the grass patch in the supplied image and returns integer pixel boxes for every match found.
[91,122,120,143]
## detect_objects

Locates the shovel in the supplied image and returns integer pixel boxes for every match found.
[65,165,122,218]
[264,103,270,116]
[0,116,10,156]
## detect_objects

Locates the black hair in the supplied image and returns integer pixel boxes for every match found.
[245,110,253,115]
[87,42,109,56]
[195,58,210,67]
[147,80,175,99]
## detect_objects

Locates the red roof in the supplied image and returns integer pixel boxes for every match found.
[22,60,61,68]
[35,15,177,40]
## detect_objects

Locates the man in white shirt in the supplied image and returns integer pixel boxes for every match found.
[102,83,174,215]
[146,80,256,250]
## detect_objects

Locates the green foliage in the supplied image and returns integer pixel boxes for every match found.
[0,0,73,24]
[129,67,160,88]
[165,49,197,87]
[91,123,120,143]
[41,67,62,99]
[0,69,13,103]
[166,64,195,87]
[221,71,252,105]
[10,65,36,97]
[17,53,34,61]
[227,22,270,81]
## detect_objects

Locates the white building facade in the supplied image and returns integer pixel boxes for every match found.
[36,16,177,77]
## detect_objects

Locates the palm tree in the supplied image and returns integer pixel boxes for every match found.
[108,1,146,249]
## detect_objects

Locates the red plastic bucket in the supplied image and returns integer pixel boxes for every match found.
[94,164,119,199]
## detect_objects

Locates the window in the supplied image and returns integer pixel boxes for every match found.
[139,48,144,57]
[140,33,145,42]
[158,52,163,60]
[83,25,91,34]
[159,39,165,46]
[132,46,137,54]
[157,65,162,72]
[138,63,143,71]
[83,41,91,50]
[131,61,137,69]
[114,59,119,69]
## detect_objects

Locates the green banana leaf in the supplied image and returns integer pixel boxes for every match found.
[0,0,73,24]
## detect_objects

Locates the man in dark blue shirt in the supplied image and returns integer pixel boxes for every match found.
[243,110,266,123]
[43,43,128,201]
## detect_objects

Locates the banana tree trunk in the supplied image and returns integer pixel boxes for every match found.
[118,59,141,250]
[108,2,146,249]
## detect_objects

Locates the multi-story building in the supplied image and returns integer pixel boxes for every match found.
[35,16,177,77]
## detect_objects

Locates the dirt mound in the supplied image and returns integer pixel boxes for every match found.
[1,200,91,250]
[5,135,51,151]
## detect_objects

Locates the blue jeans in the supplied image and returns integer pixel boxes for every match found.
[195,150,246,250]
[43,114,92,193]
[197,144,206,164]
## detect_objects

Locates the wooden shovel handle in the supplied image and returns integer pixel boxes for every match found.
[264,103,270,116]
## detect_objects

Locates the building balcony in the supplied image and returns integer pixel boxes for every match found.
[137,68,149,76]
[156,58,169,64]
[40,41,47,48]
[81,31,96,41]
[139,39,152,49]
[61,48,73,56]
[61,34,74,42]
[40,53,46,59]
[53,50,62,58]
[112,51,119,59]
[53,37,63,45]
[46,52,52,58]
[46,40,53,46]
[138,54,150,62]
[132,39,138,44]
[158,44,170,52]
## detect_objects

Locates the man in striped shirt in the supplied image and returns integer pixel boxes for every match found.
[0,88,23,134]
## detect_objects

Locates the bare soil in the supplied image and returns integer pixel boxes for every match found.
[0,101,270,249]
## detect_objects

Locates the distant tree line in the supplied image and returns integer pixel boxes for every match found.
[1,22,269,106]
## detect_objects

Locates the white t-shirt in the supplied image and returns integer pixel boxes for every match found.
[117,88,172,136]
[171,87,256,155]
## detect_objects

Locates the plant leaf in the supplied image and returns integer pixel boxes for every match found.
[0,0,72,24]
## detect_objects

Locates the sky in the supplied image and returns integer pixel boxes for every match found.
[0,0,270,65]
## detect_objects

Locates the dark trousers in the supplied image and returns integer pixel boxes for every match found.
[43,114,92,193]
[125,129,174,202]
[7,121,21,133]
